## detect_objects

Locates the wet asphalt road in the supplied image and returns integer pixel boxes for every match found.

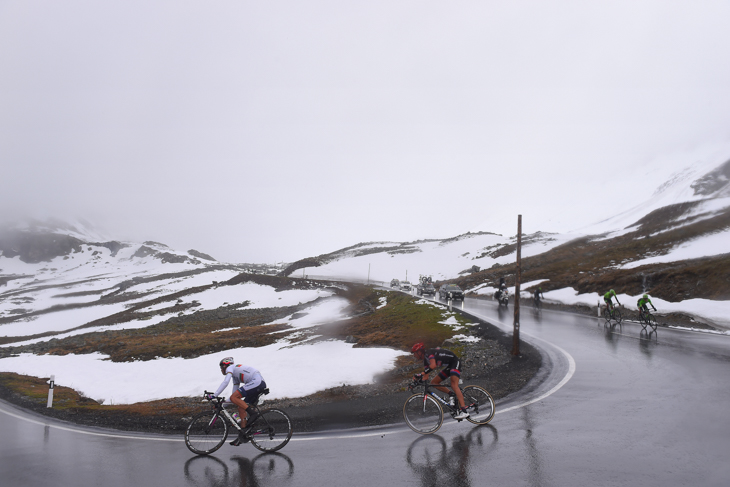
[3,296,730,486]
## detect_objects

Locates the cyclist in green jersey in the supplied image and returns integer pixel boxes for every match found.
[637,294,656,317]
[604,289,620,315]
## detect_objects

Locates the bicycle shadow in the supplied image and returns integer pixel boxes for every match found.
[184,452,294,487]
[405,425,498,487]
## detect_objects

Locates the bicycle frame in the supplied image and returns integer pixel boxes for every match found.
[415,382,460,414]
[204,393,263,433]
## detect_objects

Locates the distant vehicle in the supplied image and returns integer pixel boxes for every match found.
[401,281,413,291]
[439,284,464,301]
[417,281,436,296]
[390,279,400,288]
[495,288,509,306]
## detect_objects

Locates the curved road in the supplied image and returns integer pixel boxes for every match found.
[3,296,730,486]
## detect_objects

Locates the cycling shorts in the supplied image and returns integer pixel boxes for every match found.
[238,380,267,403]
[437,360,462,381]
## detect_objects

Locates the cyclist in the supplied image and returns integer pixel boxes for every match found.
[534,287,544,304]
[411,343,470,420]
[637,293,657,319]
[209,357,267,446]
[603,289,621,316]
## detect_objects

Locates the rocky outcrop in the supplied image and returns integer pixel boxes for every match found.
[0,231,83,263]
[188,249,216,261]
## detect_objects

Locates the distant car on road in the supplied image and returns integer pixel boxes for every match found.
[400,281,412,291]
[439,284,464,301]
[417,282,436,296]
[390,279,400,289]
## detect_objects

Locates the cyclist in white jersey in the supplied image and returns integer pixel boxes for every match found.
[209,357,267,445]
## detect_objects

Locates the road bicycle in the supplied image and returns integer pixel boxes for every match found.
[603,305,622,325]
[185,390,293,455]
[638,309,658,334]
[403,379,495,435]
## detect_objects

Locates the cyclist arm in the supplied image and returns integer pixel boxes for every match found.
[213,373,233,397]
[416,358,438,380]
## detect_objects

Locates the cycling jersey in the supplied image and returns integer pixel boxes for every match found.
[423,348,462,379]
[214,364,264,397]
[604,290,617,302]
[637,296,654,310]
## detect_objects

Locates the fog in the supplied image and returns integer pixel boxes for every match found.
[2,1,730,263]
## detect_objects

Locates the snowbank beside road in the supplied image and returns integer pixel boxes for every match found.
[0,341,407,404]
[541,287,730,330]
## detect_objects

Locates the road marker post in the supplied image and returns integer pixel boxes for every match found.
[47,375,55,408]
[512,215,522,356]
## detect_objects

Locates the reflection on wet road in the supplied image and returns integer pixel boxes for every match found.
[184,452,294,487]
[406,426,498,487]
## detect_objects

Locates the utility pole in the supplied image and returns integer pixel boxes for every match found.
[512,215,522,356]
[367,263,371,285]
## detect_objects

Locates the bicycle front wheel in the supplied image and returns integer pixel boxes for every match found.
[249,409,293,453]
[462,385,495,425]
[648,314,657,329]
[614,309,623,324]
[403,393,443,434]
[185,411,229,455]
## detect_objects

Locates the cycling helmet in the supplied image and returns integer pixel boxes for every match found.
[610,289,615,294]
[411,342,425,354]
[219,357,234,371]
[643,294,648,299]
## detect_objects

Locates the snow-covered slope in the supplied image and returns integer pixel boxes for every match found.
[0,223,409,403]
[292,231,578,284]
[289,153,730,329]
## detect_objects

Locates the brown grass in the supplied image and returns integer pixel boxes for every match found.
[454,209,730,302]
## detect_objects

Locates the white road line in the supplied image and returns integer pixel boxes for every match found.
[0,405,181,442]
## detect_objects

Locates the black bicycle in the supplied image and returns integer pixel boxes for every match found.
[638,309,658,334]
[603,305,622,325]
[185,390,293,455]
[403,379,495,434]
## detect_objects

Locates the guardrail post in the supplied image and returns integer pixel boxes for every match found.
[47,375,55,408]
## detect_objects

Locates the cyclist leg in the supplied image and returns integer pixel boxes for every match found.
[430,370,450,395]
[449,373,465,409]
[233,380,266,427]
[230,390,249,424]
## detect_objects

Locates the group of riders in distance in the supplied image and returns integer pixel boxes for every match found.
[603,288,658,325]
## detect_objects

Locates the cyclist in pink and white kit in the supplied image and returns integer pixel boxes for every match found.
[209,357,267,446]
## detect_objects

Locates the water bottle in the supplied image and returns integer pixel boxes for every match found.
[448,393,455,407]
[232,412,240,423]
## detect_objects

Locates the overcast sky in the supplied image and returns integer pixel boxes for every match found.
[2,1,730,263]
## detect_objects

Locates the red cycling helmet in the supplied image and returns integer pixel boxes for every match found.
[411,342,425,354]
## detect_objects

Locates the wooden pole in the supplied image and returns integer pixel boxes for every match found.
[512,215,522,356]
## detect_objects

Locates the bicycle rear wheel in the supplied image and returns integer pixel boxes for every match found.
[603,308,611,324]
[185,411,228,455]
[403,393,443,434]
[249,409,293,453]
[462,385,495,425]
